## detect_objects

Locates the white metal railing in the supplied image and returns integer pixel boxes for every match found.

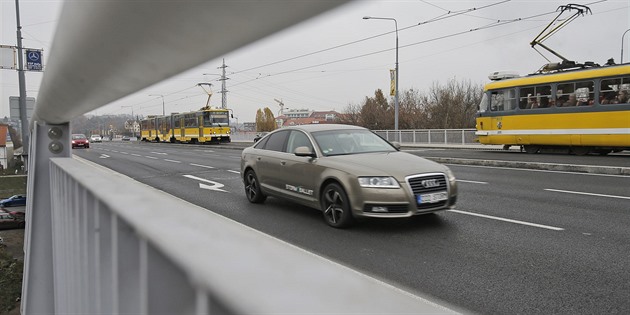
[374,129,477,145]
[21,1,457,313]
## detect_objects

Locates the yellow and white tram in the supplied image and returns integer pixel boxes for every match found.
[140,108,231,144]
[475,64,630,154]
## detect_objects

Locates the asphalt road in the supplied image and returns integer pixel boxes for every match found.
[72,141,630,314]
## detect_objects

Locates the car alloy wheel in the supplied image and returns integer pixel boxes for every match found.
[244,170,266,203]
[321,183,353,228]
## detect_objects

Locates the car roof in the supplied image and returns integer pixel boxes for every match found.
[282,124,367,133]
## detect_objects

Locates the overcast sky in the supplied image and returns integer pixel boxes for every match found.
[1,0,629,123]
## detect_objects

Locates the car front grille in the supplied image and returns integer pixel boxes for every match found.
[406,173,449,210]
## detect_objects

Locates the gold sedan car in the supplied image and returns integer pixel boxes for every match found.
[241,124,458,228]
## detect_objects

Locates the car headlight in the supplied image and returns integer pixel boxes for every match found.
[358,176,400,188]
[445,167,456,183]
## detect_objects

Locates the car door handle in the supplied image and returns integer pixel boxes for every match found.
[280,161,286,165]
[257,157,261,161]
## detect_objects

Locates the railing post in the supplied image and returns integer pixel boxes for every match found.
[444,130,447,144]
[22,122,71,313]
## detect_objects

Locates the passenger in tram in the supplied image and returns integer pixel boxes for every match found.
[527,95,539,109]
[562,94,577,107]
[600,91,616,104]
[614,90,629,104]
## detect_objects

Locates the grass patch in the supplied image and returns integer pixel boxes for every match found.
[0,246,22,314]
[0,176,27,198]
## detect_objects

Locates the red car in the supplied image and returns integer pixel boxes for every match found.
[0,211,25,230]
[71,134,90,149]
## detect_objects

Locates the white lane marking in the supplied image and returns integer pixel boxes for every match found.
[145,156,158,159]
[131,154,141,157]
[189,163,214,169]
[448,209,564,231]
[164,159,181,163]
[151,152,168,155]
[457,179,488,184]
[447,164,629,178]
[120,152,129,155]
[227,170,240,174]
[111,150,119,153]
[183,175,227,192]
[545,189,630,200]
[99,154,110,159]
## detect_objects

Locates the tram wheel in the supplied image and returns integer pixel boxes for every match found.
[523,145,540,154]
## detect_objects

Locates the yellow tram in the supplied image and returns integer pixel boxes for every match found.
[475,64,630,154]
[140,108,231,143]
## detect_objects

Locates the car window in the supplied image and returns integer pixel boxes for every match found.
[285,131,313,153]
[262,130,289,152]
[313,129,396,156]
[72,134,86,140]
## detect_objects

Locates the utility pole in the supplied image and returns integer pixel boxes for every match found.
[15,0,29,165]
[218,59,229,109]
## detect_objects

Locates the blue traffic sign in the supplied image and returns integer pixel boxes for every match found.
[26,49,43,71]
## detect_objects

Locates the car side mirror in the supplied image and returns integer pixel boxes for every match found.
[391,141,401,150]
[294,146,316,157]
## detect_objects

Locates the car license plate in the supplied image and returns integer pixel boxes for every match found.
[416,191,448,204]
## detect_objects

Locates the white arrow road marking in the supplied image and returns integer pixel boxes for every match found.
[99,154,110,159]
[183,175,228,193]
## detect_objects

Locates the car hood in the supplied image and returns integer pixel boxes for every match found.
[322,151,448,179]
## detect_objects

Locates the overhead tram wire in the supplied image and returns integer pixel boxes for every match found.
[229,9,568,86]
[231,0,511,76]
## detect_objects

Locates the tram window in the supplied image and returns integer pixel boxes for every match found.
[601,77,630,104]
[478,93,490,112]
[490,88,516,111]
[558,81,593,107]
[519,85,550,109]
[174,117,181,128]
[184,114,197,127]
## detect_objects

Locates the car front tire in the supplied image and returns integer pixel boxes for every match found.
[321,183,354,228]
[244,170,266,203]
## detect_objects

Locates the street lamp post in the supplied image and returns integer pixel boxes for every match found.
[622,29,630,64]
[363,16,399,131]
[149,94,165,116]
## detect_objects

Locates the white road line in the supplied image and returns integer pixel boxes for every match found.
[457,180,488,184]
[227,170,240,174]
[120,152,129,155]
[131,154,141,157]
[447,164,629,178]
[151,152,168,155]
[164,159,181,163]
[545,189,630,200]
[111,150,119,153]
[190,163,214,169]
[145,156,158,159]
[448,209,565,231]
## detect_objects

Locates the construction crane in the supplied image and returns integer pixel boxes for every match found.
[274,98,285,116]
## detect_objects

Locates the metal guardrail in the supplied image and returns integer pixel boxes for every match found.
[20,1,457,314]
[374,129,477,145]
[233,129,477,145]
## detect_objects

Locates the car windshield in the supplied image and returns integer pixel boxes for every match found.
[312,129,396,156]
[72,134,86,140]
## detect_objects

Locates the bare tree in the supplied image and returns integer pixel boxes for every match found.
[360,89,392,129]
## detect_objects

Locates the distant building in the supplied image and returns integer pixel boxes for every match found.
[277,109,341,127]
[0,124,14,170]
